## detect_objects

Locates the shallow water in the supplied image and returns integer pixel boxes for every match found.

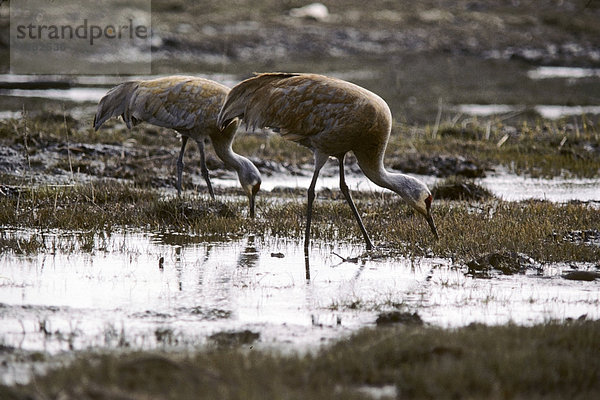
[457,66,600,119]
[457,103,600,119]
[215,169,600,203]
[1,229,599,384]
[480,172,600,202]
[527,66,600,80]
[0,88,109,103]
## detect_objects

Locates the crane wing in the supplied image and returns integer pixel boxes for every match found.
[127,77,228,132]
[218,73,372,142]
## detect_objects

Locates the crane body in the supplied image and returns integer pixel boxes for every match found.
[218,73,438,249]
[94,76,261,217]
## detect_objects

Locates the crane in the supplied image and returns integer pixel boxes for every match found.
[218,73,438,249]
[94,76,261,217]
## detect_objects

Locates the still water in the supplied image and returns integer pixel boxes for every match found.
[1,230,598,358]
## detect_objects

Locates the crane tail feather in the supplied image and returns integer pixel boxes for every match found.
[93,81,140,131]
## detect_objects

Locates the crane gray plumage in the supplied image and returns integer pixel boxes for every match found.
[94,76,261,217]
[218,73,438,250]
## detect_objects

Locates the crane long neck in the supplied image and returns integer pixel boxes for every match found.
[210,125,246,172]
[355,151,415,198]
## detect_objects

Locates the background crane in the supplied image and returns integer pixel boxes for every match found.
[94,76,261,217]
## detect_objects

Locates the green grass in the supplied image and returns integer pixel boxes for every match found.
[3,320,599,399]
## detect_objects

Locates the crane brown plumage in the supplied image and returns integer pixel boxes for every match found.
[94,76,261,217]
[218,73,438,250]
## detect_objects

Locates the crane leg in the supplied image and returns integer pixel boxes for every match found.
[337,155,374,250]
[195,139,215,199]
[304,153,328,252]
[176,136,188,195]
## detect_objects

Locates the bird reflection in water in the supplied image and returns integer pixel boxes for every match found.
[237,235,259,269]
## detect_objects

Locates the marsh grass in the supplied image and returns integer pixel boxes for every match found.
[1,182,598,262]
[1,114,599,261]
[3,320,599,399]
[2,114,598,185]
[383,199,600,262]
[385,119,600,178]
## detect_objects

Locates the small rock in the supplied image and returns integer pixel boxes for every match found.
[271,252,285,258]
[466,251,539,277]
[376,311,423,326]
[289,3,329,21]
[208,330,260,347]
[562,271,600,282]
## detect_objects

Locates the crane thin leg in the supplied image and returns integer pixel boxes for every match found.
[337,155,374,250]
[195,139,215,199]
[176,136,189,195]
[304,153,328,252]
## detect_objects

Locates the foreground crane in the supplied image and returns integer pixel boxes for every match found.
[218,73,438,249]
[94,76,261,217]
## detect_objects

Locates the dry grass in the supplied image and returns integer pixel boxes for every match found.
[3,320,599,399]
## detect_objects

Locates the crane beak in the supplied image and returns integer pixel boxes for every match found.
[426,212,439,240]
[423,194,438,239]
[249,195,256,219]
[248,182,260,219]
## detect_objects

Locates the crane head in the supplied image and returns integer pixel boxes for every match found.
[237,159,262,218]
[397,176,439,240]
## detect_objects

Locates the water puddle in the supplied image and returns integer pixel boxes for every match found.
[0,73,241,107]
[0,88,108,103]
[480,172,600,202]
[215,168,600,203]
[456,66,600,119]
[532,105,600,120]
[2,68,599,121]
[456,104,600,119]
[1,229,598,383]
[456,104,523,116]
[0,73,239,87]
[527,66,600,80]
